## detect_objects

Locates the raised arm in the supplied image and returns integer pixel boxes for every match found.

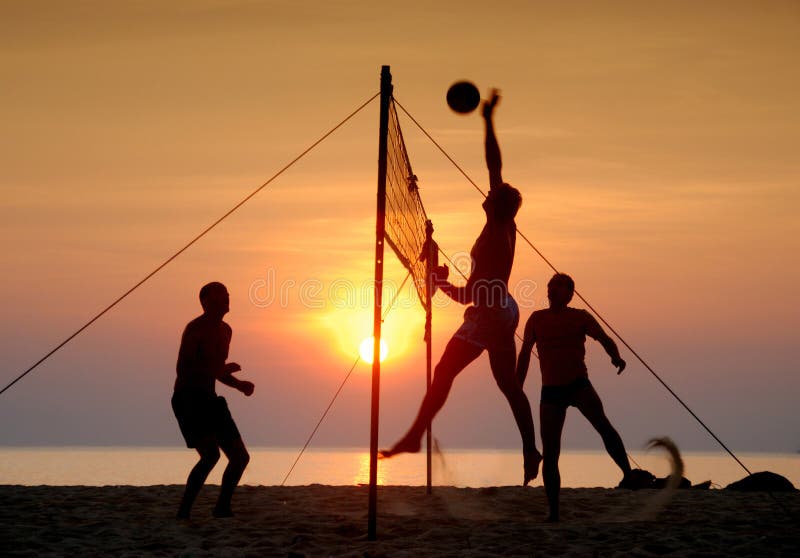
[483,89,503,190]
[516,316,537,386]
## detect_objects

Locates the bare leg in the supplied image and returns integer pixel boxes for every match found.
[213,436,250,517]
[381,337,483,457]
[573,385,631,477]
[488,346,541,484]
[540,402,567,522]
[178,437,220,519]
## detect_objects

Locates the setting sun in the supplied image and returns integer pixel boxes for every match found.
[359,337,388,364]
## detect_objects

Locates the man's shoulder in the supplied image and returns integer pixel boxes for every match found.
[565,307,594,321]
[530,307,588,321]
[184,315,205,333]
[528,308,550,324]
[184,315,230,333]
[566,306,590,315]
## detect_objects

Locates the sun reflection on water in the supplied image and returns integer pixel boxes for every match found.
[353,452,387,486]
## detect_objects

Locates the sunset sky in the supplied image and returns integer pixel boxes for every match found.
[1,1,798,453]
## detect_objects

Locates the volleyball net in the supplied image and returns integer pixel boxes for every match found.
[366,66,439,539]
[384,100,436,310]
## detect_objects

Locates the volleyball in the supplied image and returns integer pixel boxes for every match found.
[446,81,480,114]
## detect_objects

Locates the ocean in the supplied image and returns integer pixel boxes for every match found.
[1,447,796,488]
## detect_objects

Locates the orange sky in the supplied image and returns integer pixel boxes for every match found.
[1,1,798,452]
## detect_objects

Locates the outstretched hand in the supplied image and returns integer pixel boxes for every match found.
[238,380,255,396]
[612,357,626,375]
[431,264,449,286]
[225,362,242,374]
[482,88,501,119]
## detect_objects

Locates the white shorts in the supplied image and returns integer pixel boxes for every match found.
[453,295,519,351]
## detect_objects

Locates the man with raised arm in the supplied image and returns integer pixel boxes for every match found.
[172,281,254,519]
[517,273,632,522]
[381,90,542,485]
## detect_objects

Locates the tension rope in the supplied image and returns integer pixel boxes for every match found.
[394,98,751,479]
[0,92,380,397]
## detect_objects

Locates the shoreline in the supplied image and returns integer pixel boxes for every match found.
[2,447,797,488]
[3,484,798,556]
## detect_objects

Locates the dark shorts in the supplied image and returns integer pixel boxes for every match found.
[541,376,592,408]
[171,390,241,448]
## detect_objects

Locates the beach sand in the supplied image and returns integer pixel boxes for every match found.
[1,484,797,556]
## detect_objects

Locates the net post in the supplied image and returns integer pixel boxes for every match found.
[368,65,392,542]
[424,220,434,495]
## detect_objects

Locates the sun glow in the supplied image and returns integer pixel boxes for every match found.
[359,336,388,363]
[313,264,426,367]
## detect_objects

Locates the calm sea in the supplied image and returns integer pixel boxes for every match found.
[1,447,796,488]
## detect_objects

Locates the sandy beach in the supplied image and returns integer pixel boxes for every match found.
[1,484,797,557]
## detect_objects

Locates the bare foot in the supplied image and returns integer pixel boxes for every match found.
[523,450,542,486]
[379,435,421,459]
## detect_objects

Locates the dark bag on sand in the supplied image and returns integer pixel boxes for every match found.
[725,471,797,492]
[617,469,656,490]
[618,468,697,490]
[653,475,692,489]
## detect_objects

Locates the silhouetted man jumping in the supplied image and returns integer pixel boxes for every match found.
[172,282,254,519]
[381,90,542,485]
[517,273,632,521]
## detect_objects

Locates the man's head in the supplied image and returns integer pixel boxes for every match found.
[547,273,574,309]
[483,183,522,221]
[199,281,229,317]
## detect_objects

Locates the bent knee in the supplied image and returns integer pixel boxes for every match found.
[432,361,454,378]
[592,416,615,434]
[231,447,250,468]
[431,366,457,388]
[495,376,522,396]
[200,448,221,466]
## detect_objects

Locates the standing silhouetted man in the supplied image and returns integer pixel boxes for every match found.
[517,273,632,521]
[172,281,253,519]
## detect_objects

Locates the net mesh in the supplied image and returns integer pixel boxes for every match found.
[385,100,434,309]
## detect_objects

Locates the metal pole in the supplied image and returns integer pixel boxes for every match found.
[424,220,434,494]
[368,65,392,542]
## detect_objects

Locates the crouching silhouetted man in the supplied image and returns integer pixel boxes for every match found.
[172,282,253,519]
[517,273,632,522]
